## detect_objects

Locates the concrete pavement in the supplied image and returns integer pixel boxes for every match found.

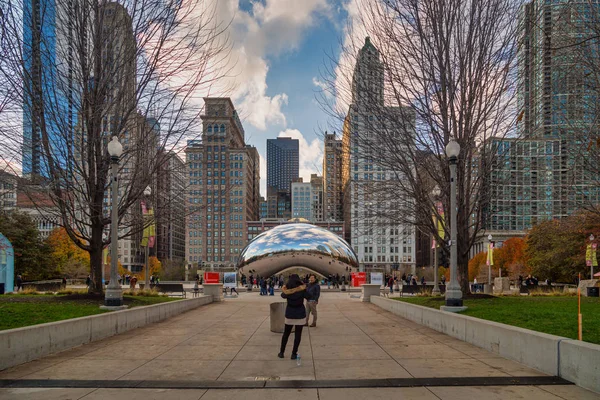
[0,292,598,399]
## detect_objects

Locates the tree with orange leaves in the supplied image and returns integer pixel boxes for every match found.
[46,227,89,278]
[495,238,528,279]
[468,252,487,282]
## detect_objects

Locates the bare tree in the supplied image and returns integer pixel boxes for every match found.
[0,0,232,293]
[318,0,521,292]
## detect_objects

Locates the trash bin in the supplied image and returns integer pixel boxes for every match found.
[0,283,5,295]
[587,287,599,297]
[270,302,286,333]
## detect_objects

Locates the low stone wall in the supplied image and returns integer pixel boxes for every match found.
[0,295,213,371]
[371,296,600,394]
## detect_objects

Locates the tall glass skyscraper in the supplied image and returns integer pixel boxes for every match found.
[22,0,77,177]
[484,0,600,233]
[266,137,299,192]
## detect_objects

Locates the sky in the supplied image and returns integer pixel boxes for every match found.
[0,0,360,197]
[219,0,354,197]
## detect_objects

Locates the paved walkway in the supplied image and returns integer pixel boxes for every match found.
[1,293,598,399]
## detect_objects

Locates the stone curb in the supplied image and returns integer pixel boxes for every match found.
[370,296,600,394]
[0,295,213,371]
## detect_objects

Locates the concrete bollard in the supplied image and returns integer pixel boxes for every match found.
[270,302,286,333]
[203,283,224,302]
[361,284,381,302]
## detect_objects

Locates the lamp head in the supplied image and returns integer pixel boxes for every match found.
[488,234,493,241]
[144,186,152,196]
[590,234,595,241]
[107,136,123,159]
[432,186,441,197]
[445,139,460,159]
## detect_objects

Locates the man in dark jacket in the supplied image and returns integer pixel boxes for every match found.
[305,274,320,327]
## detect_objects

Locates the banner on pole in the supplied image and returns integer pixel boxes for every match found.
[586,244,597,267]
[487,242,494,266]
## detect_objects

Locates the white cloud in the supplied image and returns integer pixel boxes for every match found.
[277,129,323,183]
[211,0,331,131]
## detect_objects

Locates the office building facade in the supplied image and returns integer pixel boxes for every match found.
[484,0,600,236]
[185,98,260,269]
[342,37,416,273]
[266,137,299,193]
[155,151,186,265]
[323,132,344,222]
[291,180,312,220]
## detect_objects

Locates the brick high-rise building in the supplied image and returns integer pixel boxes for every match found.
[323,132,343,221]
[185,98,260,269]
[310,174,324,222]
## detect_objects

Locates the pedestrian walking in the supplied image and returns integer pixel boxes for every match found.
[86,275,91,289]
[388,276,394,295]
[305,274,320,327]
[16,274,23,292]
[279,274,310,360]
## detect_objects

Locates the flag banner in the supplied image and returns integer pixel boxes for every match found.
[432,239,436,249]
[435,202,445,240]
[586,244,597,267]
[141,202,156,248]
[103,247,108,265]
[487,242,494,266]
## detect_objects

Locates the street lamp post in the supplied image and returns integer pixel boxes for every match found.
[431,186,441,295]
[103,136,126,309]
[590,234,595,279]
[487,234,493,286]
[441,139,466,312]
[143,186,151,290]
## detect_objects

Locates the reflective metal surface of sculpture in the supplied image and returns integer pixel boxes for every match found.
[237,223,358,277]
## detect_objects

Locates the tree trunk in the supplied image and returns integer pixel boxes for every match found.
[88,224,104,295]
[458,250,470,294]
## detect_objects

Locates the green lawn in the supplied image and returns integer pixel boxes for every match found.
[0,294,178,331]
[394,296,600,345]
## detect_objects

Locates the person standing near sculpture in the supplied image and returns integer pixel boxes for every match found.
[279,274,310,360]
[305,274,320,327]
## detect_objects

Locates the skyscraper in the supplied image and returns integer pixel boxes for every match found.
[185,98,260,269]
[22,0,78,177]
[323,132,343,221]
[155,151,186,265]
[267,137,299,193]
[291,179,312,220]
[310,174,324,222]
[342,37,416,274]
[484,0,600,237]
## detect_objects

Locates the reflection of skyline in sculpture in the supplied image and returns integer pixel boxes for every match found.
[237,223,358,277]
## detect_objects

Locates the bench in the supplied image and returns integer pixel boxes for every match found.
[23,280,64,292]
[139,283,186,297]
[519,284,554,294]
[399,284,446,296]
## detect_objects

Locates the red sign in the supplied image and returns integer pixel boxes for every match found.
[351,272,367,287]
[204,272,220,284]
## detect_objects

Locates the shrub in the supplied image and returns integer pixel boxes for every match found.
[17,288,41,295]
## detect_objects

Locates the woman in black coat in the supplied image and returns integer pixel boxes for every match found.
[279,274,310,359]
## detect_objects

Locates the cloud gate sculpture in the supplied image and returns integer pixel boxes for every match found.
[236,223,359,277]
